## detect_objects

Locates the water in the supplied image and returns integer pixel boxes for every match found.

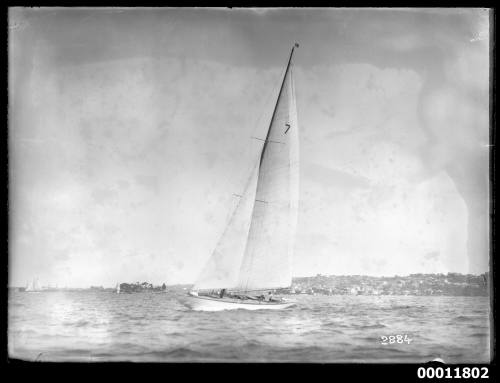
[8,291,491,363]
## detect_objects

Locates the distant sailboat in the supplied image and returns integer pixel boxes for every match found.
[25,277,41,292]
[187,43,300,311]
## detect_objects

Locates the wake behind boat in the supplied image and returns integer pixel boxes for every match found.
[187,43,300,311]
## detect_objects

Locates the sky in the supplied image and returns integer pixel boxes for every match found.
[8,8,490,287]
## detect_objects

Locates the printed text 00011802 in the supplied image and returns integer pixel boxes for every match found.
[417,367,489,379]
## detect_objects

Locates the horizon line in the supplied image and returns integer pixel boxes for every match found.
[10,271,489,289]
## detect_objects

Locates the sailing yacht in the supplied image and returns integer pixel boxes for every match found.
[25,277,41,292]
[187,43,300,311]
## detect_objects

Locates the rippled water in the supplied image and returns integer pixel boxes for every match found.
[8,291,491,362]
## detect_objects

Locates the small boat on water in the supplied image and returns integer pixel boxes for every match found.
[187,43,300,311]
[24,277,42,292]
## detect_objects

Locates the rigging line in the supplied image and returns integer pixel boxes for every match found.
[232,56,289,207]
[237,51,291,198]
[194,162,257,289]
[251,136,285,144]
[258,44,298,167]
[219,52,286,209]
[249,54,290,141]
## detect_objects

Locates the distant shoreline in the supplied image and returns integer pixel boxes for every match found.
[291,272,489,297]
[9,272,489,297]
[9,271,489,290]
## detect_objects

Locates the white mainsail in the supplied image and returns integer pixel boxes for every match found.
[193,44,299,293]
[235,45,299,291]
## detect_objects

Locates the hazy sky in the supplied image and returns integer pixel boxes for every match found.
[9,8,490,287]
